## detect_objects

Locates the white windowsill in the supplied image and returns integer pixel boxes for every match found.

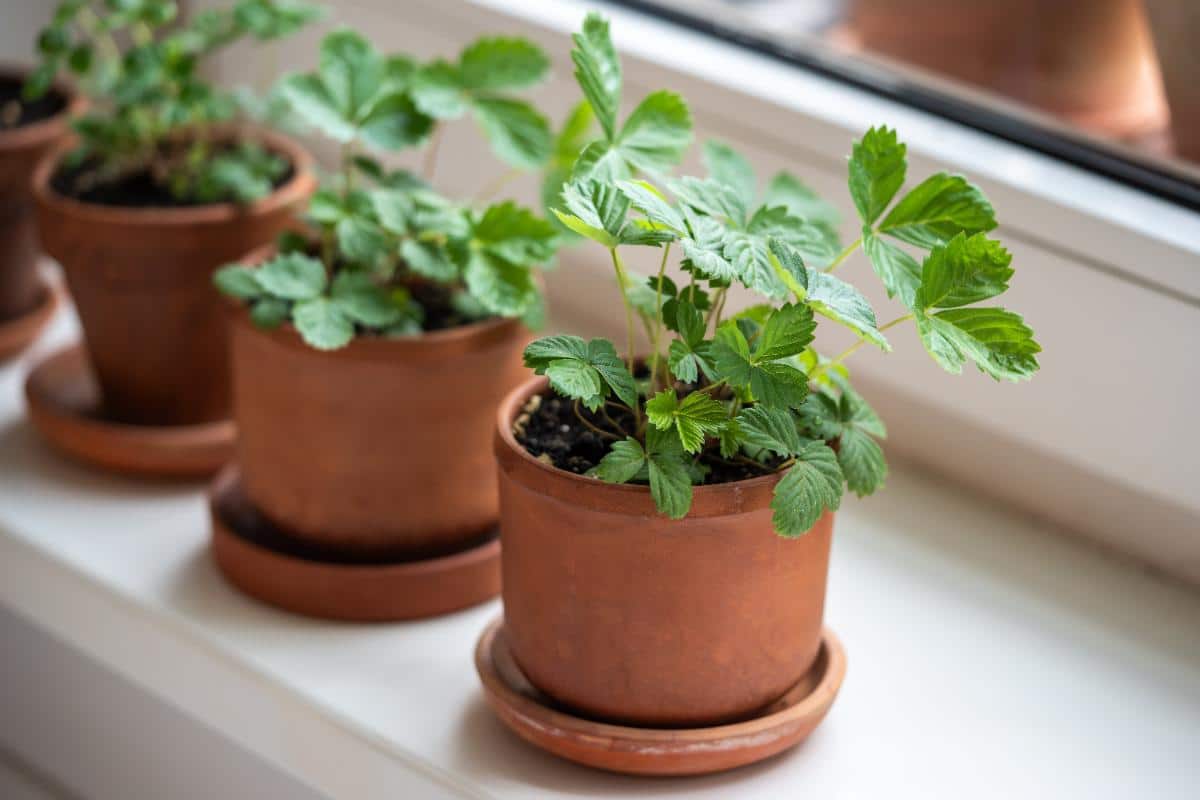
[2,304,1198,799]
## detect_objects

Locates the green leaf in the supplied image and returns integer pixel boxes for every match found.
[863,232,921,309]
[570,13,621,141]
[473,201,558,264]
[524,336,638,410]
[459,36,549,91]
[916,306,1040,381]
[574,91,692,181]
[213,265,262,299]
[755,303,816,362]
[336,215,388,265]
[400,239,458,282]
[703,140,756,211]
[292,297,354,350]
[542,101,597,237]
[724,232,788,299]
[804,269,890,349]
[590,437,646,483]
[319,29,383,121]
[849,125,906,225]
[771,442,843,537]
[670,175,747,224]
[557,178,629,247]
[668,339,714,384]
[736,406,803,457]
[615,179,685,233]
[249,297,289,328]
[880,172,996,249]
[838,427,887,497]
[254,252,326,300]
[646,390,728,453]
[464,251,536,316]
[546,359,605,406]
[681,208,738,283]
[358,91,433,150]
[767,238,808,297]
[645,426,693,519]
[765,172,841,229]
[331,272,404,327]
[472,97,552,169]
[916,232,1014,310]
[711,321,809,409]
[410,61,468,118]
[281,73,356,141]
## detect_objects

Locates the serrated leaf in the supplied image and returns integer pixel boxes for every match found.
[281,73,356,141]
[670,175,746,224]
[849,125,906,225]
[319,29,382,121]
[838,427,887,496]
[255,252,326,300]
[473,201,558,264]
[590,437,646,483]
[249,297,289,328]
[645,426,693,519]
[805,269,890,349]
[464,251,536,316]
[703,140,756,212]
[767,238,808,297]
[293,297,354,350]
[880,172,996,249]
[330,272,404,327]
[410,60,468,118]
[574,90,692,181]
[615,179,685,233]
[546,359,605,406]
[863,232,921,309]
[559,178,629,246]
[771,442,844,536]
[736,406,803,457]
[668,339,715,384]
[646,390,727,453]
[213,265,262,299]
[712,321,809,409]
[336,215,388,265]
[917,232,1014,310]
[524,335,638,409]
[571,12,621,140]
[724,232,788,299]
[459,36,549,91]
[681,208,738,282]
[472,97,552,169]
[755,303,815,362]
[917,306,1040,381]
[765,172,841,229]
[400,239,458,281]
[358,91,433,150]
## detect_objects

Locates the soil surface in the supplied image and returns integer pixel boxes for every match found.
[408,279,487,332]
[0,76,66,131]
[514,389,783,486]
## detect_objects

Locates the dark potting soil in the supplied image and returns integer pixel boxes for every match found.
[408,279,488,332]
[514,389,784,486]
[0,76,66,130]
[50,146,294,208]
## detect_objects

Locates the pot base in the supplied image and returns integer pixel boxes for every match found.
[24,344,234,478]
[209,465,501,621]
[474,617,846,776]
[0,277,58,361]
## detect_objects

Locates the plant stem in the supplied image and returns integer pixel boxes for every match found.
[696,379,728,396]
[422,125,444,183]
[648,243,671,395]
[823,236,863,274]
[608,247,642,432]
[808,312,914,382]
[574,400,619,440]
[704,287,728,334]
[340,142,356,194]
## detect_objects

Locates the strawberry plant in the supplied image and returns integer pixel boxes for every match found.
[25,0,321,203]
[214,29,559,349]
[521,14,1041,535]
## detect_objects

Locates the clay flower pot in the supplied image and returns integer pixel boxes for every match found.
[0,66,80,344]
[843,0,1167,138]
[229,304,530,561]
[494,376,835,728]
[31,130,315,425]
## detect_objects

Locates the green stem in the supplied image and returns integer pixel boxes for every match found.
[648,243,671,394]
[809,312,914,382]
[340,142,356,195]
[608,247,642,432]
[824,236,863,274]
[422,125,443,183]
[704,287,728,334]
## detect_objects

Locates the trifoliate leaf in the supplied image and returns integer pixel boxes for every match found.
[668,339,715,384]
[472,97,552,169]
[335,215,388,265]
[249,298,289,329]
[590,437,646,483]
[879,172,996,249]
[281,73,356,141]
[330,271,404,327]
[571,12,621,140]
[646,390,728,453]
[711,321,809,409]
[849,125,906,225]
[755,303,816,362]
[472,201,558,264]
[410,60,468,118]
[839,385,887,438]
[703,140,756,212]
[524,336,638,409]
[254,252,326,300]
[916,306,1040,381]
[319,29,383,122]
[459,36,549,91]
[292,297,354,350]
[838,427,887,497]
[358,91,433,150]
[724,232,788,299]
[615,179,685,234]
[804,269,890,350]
[400,239,458,282]
[546,359,605,406]
[736,406,804,457]
[464,251,536,316]
[573,90,692,181]
[645,426,693,519]
[916,232,1014,309]
[557,178,629,247]
[765,171,841,229]
[670,175,746,224]
[213,265,262,299]
[771,442,843,537]
[681,208,738,282]
[863,232,921,309]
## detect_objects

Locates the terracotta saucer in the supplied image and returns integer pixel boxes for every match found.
[0,277,58,361]
[209,465,502,622]
[475,617,847,777]
[24,344,234,478]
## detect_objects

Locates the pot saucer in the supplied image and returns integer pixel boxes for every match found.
[0,277,59,361]
[24,344,234,478]
[209,465,501,621]
[475,617,846,777]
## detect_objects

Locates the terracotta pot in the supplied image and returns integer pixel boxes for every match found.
[494,377,835,728]
[32,129,315,425]
[0,66,80,322]
[230,301,529,561]
[845,0,1167,138]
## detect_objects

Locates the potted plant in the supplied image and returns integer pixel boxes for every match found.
[0,58,83,360]
[209,28,561,620]
[23,0,319,476]
[484,13,1040,774]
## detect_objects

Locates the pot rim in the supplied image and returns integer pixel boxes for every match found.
[30,125,316,225]
[0,63,85,154]
[494,375,784,518]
